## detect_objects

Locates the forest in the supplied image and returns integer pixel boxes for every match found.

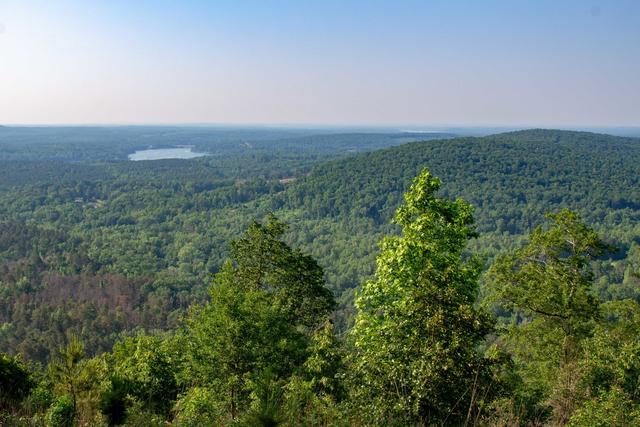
[1,127,639,426]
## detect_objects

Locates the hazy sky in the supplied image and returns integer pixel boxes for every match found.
[0,0,638,126]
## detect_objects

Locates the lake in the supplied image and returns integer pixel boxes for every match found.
[128,147,208,161]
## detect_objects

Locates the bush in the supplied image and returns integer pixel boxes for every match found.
[121,398,166,427]
[568,387,640,427]
[172,387,226,426]
[0,352,33,409]
[46,395,75,427]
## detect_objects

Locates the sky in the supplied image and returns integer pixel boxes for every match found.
[0,0,639,127]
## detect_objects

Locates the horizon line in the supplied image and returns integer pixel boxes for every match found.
[2,122,640,130]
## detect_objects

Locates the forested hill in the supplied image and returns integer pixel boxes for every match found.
[0,128,639,362]
[275,129,640,325]
[283,129,640,233]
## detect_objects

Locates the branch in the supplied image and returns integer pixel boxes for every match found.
[526,304,568,320]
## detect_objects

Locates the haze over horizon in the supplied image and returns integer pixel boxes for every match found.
[1,0,639,127]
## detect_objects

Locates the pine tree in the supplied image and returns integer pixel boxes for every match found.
[489,209,610,423]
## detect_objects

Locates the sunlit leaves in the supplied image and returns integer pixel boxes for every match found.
[351,168,493,424]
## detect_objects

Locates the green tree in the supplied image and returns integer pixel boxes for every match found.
[48,335,86,422]
[182,261,306,421]
[301,321,345,401]
[281,321,347,426]
[350,168,494,425]
[568,300,640,426]
[101,334,178,425]
[181,215,335,421]
[488,209,610,423]
[47,335,105,425]
[230,214,335,329]
[0,352,33,415]
[46,395,75,427]
[568,386,640,427]
[173,386,225,426]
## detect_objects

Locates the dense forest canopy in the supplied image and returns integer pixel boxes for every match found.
[0,128,639,360]
[1,127,639,425]
[272,130,639,329]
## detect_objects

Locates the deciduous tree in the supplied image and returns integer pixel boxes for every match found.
[351,168,494,425]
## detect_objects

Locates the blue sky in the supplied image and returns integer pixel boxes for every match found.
[0,0,638,126]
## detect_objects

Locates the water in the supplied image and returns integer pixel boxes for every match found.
[128,147,208,161]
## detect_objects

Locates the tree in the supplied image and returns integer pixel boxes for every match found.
[230,214,335,329]
[568,386,640,427]
[282,321,347,426]
[101,334,178,424]
[48,335,86,421]
[46,395,75,427]
[0,352,33,415]
[488,209,610,423]
[350,168,494,425]
[300,321,346,401]
[47,335,105,425]
[568,299,640,426]
[173,386,225,427]
[181,215,335,421]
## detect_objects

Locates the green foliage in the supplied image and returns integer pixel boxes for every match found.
[568,386,640,427]
[182,264,304,420]
[1,129,639,361]
[173,387,225,427]
[99,382,128,427]
[619,243,640,301]
[46,395,75,427]
[351,168,494,425]
[0,353,33,412]
[119,398,166,427]
[570,300,640,425]
[47,335,107,425]
[180,216,335,421]
[0,128,435,362]
[489,209,608,339]
[48,335,88,408]
[24,380,55,414]
[2,129,640,424]
[488,211,615,423]
[301,322,345,401]
[101,334,178,424]
[279,322,346,426]
[281,376,347,427]
[229,215,335,329]
[240,369,285,427]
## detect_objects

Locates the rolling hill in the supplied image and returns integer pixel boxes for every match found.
[1,128,639,359]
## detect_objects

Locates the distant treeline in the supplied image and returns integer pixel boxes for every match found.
[0,129,638,363]
[2,168,639,425]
